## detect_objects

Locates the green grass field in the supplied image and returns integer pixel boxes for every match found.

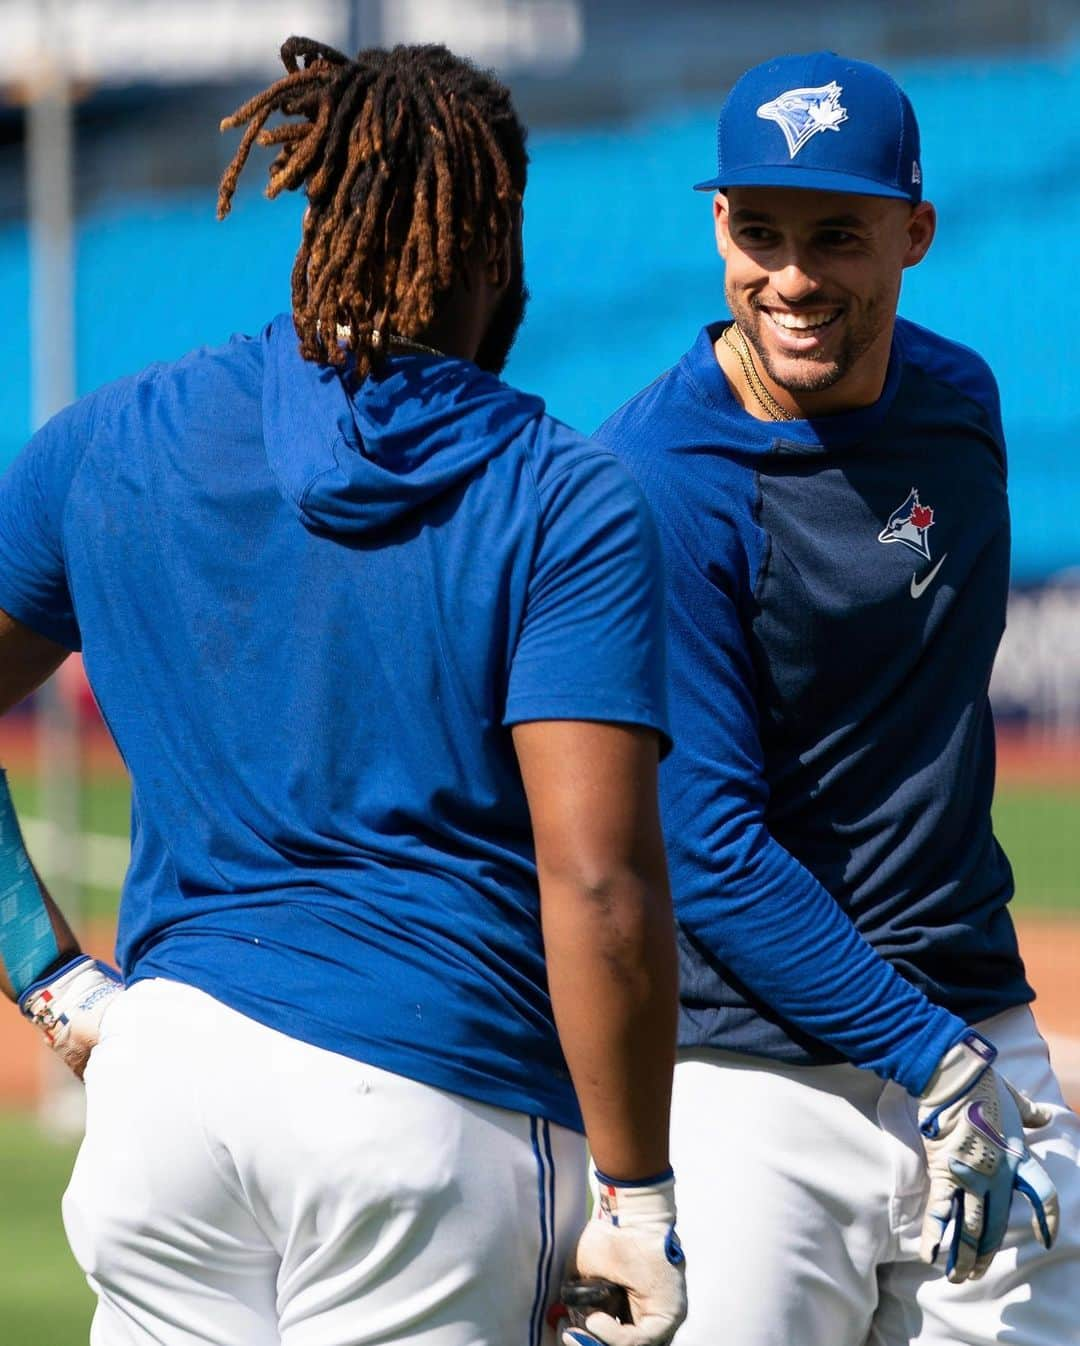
[993,787,1080,914]
[0,1111,92,1344]
[0,772,1076,1344]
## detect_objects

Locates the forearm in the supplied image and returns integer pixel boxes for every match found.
[512,720,679,1178]
[678,824,965,1092]
[542,866,678,1181]
[0,771,81,1002]
[0,769,121,1080]
[0,886,80,1003]
[512,720,687,1343]
[0,612,82,999]
[652,557,966,1089]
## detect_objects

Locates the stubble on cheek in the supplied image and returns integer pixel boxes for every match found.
[728,277,894,395]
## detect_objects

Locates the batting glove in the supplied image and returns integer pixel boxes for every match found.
[19,954,123,1080]
[564,1168,686,1346]
[917,1030,1059,1282]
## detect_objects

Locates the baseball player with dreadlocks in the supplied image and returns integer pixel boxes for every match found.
[598,51,1079,1346]
[0,40,686,1346]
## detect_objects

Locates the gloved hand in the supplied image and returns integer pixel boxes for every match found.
[563,1168,686,1346]
[19,954,123,1080]
[917,1030,1060,1282]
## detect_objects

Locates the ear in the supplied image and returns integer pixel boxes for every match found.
[713,193,731,260]
[902,201,936,269]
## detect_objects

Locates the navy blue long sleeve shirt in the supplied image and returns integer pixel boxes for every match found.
[598,318,1031,1095]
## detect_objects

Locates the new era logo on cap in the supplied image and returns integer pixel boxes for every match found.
[695,51,923,203]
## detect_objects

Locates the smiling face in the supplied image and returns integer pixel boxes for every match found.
[716,186,935,414]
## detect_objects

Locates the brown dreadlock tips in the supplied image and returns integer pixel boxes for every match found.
[216,43,526,381]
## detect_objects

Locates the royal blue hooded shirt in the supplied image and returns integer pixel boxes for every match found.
[0,315,670,1132]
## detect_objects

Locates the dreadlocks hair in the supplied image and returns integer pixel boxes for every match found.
[217,38,528,381]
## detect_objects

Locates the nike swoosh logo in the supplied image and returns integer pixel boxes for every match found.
[910,553,948,599]
[967,1101,1025,1158]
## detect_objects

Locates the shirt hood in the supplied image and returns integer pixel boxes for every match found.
[262,313,544,535]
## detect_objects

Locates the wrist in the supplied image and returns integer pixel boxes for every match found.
[17,952,95,1016]
[591,1165,676,1230]
[19,955,123,1079]
[918,1029,997,1129]
[19,955,122,1032]
[592,1166,674,1188]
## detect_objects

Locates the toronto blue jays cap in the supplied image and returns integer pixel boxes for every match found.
[694,51,923,202]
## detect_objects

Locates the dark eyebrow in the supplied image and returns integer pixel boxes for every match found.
[813,214,868,229]
[730,209,777,224]
[730,208,869,228]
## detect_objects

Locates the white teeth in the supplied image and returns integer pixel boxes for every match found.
[767,311,837,330]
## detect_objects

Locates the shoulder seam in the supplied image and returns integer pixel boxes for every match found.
[59,362,175,548]
[517,420,544,515]
[532,446,619,499]
[57,377,131,546]
[896,326,999,412]
[902,360,1003,448]
[895,326,1004,465]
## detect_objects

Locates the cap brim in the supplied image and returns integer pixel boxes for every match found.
[692,165,915,200]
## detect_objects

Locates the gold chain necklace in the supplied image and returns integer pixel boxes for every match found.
[387,333,446,358]
[721,323,797,422]
[368,328,447,359]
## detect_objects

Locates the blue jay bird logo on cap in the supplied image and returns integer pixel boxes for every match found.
[757,81,848,158]
[878,488,935,562]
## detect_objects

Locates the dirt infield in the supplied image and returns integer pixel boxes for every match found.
[996,730,1080,788]
[2,916,1076,1109]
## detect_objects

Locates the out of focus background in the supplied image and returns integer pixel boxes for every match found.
[0,1,1077,1338]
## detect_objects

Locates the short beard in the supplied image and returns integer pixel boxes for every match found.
[474,268,529,376]
[729,288,889,395]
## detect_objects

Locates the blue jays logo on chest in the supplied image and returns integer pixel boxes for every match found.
[879,489,950,599]
[756,81,848,158]
[878,488,936,562]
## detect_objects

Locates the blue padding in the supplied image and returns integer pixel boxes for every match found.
[0,770,59,996]
[17,953,89,1014]
[593,1166,675,1189]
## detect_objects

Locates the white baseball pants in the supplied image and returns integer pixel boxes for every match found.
[63,978,586,1346]
[670,1005,1080,1346]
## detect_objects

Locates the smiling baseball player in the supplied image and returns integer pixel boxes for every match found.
[0,39,687,1346]
[597,50,1079,1346]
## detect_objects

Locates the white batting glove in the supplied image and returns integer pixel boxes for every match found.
[564,1169,686,1346]
[19,954,123,1080]
[917,1030,1059,1282]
